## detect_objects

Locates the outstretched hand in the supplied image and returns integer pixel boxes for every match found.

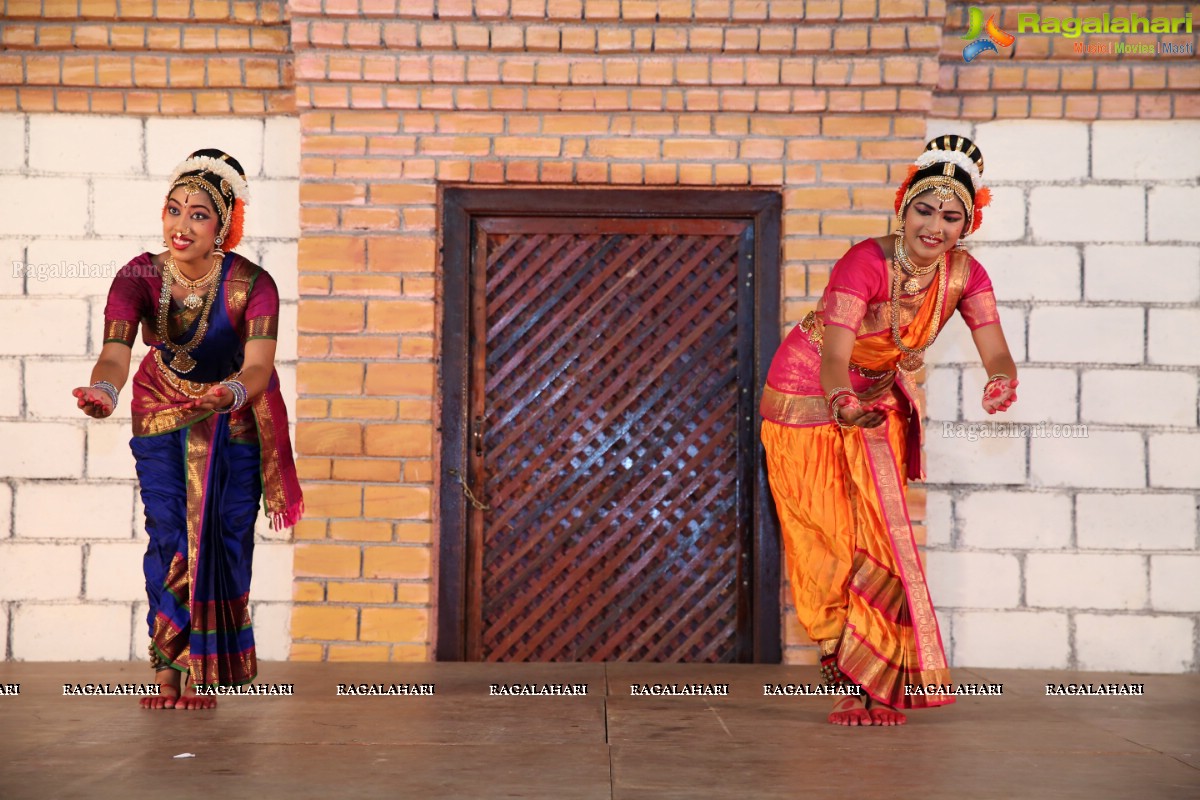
[72,387,114,419]
[982,377,1018,414]
[184,385,234,412]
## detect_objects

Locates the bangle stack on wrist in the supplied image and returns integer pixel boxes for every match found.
[824,386,857,429]
[91,380,118,409]
[217,380,248,414]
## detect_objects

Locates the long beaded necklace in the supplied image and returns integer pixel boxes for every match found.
[890,245,947,374]
[156,253,223,374]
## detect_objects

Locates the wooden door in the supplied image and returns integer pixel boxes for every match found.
[439,190,781,663]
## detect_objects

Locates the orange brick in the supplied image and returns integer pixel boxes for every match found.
[331,520,395,542]
[289,643,325,661]
[292,606,358,640]
[329,399,398,420]
[363,423,433,458]
[293,519,329,540]
[293,581,326,602]
[367,236,436,273]
[364,486,432,519]
[397,399,434,420]
[360,608,428,642]
[363,546,431,579]
[298,362,365,395]
[303,484,363,518]
[404,460,434,483]
[296,456,332,480]
[365,363,434,396]
[295,543,361,578]
[298,299,365,333]
[297,422,363,456]
[344,207,400,230]
[331,336,400,358]
[366,299,435,333]
[298,335,331,357]
[392,644,429,662]
[328,582,396,604]
[328,644,392,661]
[299,236,366,272]
[331,275,403,296]
[332,458,402,482]
[301,182,367,204]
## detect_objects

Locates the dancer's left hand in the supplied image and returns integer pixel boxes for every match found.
[982,377,1018,414]
[186,385,235,412]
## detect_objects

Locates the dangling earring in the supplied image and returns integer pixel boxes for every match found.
[215,236,223,246]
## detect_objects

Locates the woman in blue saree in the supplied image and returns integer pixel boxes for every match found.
[73,149,303,709]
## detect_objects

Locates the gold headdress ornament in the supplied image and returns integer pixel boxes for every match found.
[894,135,991,236]
[166,149,250,251]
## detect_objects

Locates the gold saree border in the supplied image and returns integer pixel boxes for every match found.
[184,417,215,686]
[859,420,949,675]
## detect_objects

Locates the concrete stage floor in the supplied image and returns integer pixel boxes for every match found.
[0,662,1196,799]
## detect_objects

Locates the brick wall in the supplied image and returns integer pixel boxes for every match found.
[1,0,1197,671]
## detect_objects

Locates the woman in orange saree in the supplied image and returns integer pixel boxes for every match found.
[761,136,1018,726]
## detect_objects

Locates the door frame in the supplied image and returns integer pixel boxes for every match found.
[437,187,782,663]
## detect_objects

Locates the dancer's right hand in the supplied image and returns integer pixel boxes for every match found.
[833,396,886,428]
[72,386,114,419]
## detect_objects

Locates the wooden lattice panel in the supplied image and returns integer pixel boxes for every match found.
[469,218,753,662]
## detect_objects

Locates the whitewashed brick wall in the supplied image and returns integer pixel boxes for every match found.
[0,113,299,662]
[924,119,1200,673]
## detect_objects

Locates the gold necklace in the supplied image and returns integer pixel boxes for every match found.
[890,255,947,374]
[156,253,222,374]
[167,255,221,309]
[894,235,942,293]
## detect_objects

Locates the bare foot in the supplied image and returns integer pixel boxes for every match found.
[828,694,873,726]
[175,673,218,711]
[867,700,907,726]
[140,670,181,710]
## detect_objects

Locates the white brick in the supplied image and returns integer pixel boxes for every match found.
[964,185,1024,243]
[1149,186,1200,242]
[252,543,294,602]
[250,602,292,660]
[12,603,131,661]
[0,298,89,355]
[1078,493,1196,551]
[247,179,300,239]
[92,178,167,237]
[1026,553,1146,609]
[25,240,146,299]
[924,489,952,546]
[0,238,26,295]
[1149,309,1200,367]
[1030,187,1144,243]
[0,482,11,538]
[1093,121,1200,180]
[1151,555,1200,613]
[959,491,1072,549]
[256,506,293,541]
[263,117,301,178]
[0,605,7,657]
[277,362,296,416]
[926,423,1026,484]
[1149,433,1200,489]
[29,115,142,175]
[1031,432,1144,489]
[931,305,1025,364]
[1084,245,1200,303]
[954,610,1069,669]
[976,120,1090,181]
[969,245,1080,302]
[0,358,19,416]
[260,241,298,302]
[963,367,1077,424]
[275,302,298,362]
[1028,307,1143,364]
[85,541,146,601]
[86,421,138,480]
[25,358,105,421]
[0,115,25,171]
[1081,369,1196,427]
[0,176,89,235]
[1075,614,1194,673]
[145,118,264,178]
[15,483,135,539]
[924,551,1021,608]
[0,422,84,478]
[924,365,959,421]
[0,543,82,599]
[88,296,151,369]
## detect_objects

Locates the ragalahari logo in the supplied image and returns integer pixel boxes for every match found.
[961,6,1016,62]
